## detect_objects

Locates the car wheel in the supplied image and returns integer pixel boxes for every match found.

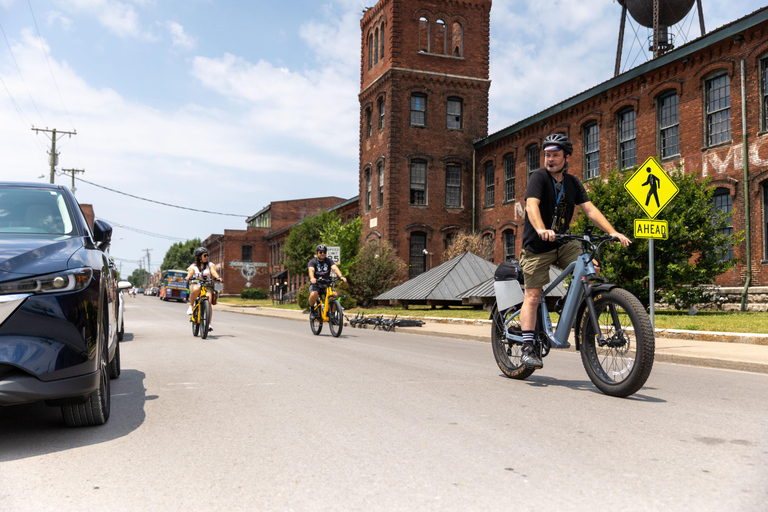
[61,310,111,427]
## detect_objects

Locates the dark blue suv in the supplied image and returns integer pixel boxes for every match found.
[0,182,128,426]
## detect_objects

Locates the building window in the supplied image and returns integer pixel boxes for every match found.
[436,19,446,55]
[504,153,515,202]
[378,96,385,130]
[447,97,462,130]
[763,182,768,260]
[410,159,427,205]
[503,230,516,261]
[378,161,384,207]
[452,21,463,57]
[659,92,680,159]
[446,164,461,207]
[409,231,427,278]
[712,187,733,262]
[617,108,636,169]
[484,161,495,207]
[411,93,427,126]
[380,23,385,61]
[365,168,371,212]
[583,122,600,180]
[242,245,252,262]
[368,34,373,69]
[365,108,372,138]
[483,233,494,263]
[445,232,456,252]
[374,28,379,64]
[526,144,539,176]
[761,56,768,132]
[419,17,429,53]
[706,73,731,146]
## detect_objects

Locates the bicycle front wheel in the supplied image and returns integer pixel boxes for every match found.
[579,288,655,397]
[200,299,211,339]
[491,303,535,380]
[329,300,344,338]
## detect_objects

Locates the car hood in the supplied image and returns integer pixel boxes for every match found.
[0,237,84,281]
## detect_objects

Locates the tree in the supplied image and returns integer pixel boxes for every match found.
[161,238,201,271]
[572,165,744,309]
[283,211,339,277]
[320,216,362,276]
[127,268,150,287]
[442,230,493,262]
[349,239,407,307]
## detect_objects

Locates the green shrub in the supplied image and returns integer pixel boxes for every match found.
[335,281,357,310]
[240,287,268,300]
[297,283,310,309]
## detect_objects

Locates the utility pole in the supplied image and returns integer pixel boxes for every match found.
[144,249,153,287]
[31,127,77,184]
[61,168,85,195]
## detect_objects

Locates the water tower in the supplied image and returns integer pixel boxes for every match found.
[615,0,706,75]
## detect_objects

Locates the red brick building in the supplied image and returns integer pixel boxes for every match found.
[358,0,492,278]
[360,0,768,289]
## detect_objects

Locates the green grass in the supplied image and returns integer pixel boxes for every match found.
[219,298,766,333]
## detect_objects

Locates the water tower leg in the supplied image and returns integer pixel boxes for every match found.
[615,5,627,77]
[696,0,706,35]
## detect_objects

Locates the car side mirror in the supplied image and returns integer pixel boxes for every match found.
[118,281,132,290]
[93,219,112,249]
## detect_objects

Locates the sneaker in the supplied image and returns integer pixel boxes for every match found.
[208,325,213,332]
[186,306,193,315]
[521,343,543,369]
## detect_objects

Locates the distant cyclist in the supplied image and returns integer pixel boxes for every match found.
[186,247,221,330]
[308,244,346,317]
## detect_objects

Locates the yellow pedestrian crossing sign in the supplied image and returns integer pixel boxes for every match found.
[624,157,679,219]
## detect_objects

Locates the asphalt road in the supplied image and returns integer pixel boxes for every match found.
[1,296,767,511]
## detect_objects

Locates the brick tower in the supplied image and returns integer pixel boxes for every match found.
[359,0,492,277]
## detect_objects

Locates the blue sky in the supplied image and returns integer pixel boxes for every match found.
[1,0,764,277]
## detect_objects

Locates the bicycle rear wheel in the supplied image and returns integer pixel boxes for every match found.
[328,299,344,337]
[192,300,200,337]
[579,288,655,397]
[491,303,535,380]
[200,299,211,339]
[310,303,323,335]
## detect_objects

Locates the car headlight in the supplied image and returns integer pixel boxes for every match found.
[0,268,93,295]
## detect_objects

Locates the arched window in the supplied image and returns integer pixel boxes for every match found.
[503,230,516,261]
[365,168,371,212]
[705,73,731,146]
[452,22,463,57]
[368,34,373,69]
[504,153,515,202]
[484,161,495,207]
[410,159,427,205]
[380,22,385,61]
[447,97,462,130]
[365,107,372,138]
[410,93,427,126]
[378,161,384,206]
[445,164,461,207]
[419,17,430,53]
[712,187,733,261]
[583,122,600,180]
[374,27,379,64]
[617,107,636,169]
[658,91,680,159]
[526,144,539,176]
[436,19,446,55]
[409,231,427,278]
[482,233,494,262]
[378,96,385,130]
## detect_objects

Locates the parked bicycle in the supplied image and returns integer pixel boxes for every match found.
[190,276,221,340]
[491,227,655,397]
[309,276,344,337]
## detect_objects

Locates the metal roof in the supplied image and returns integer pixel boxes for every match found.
[375,252,497,302]
[456,266,568,299]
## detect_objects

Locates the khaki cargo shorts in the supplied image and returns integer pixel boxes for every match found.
[519,240,581,289]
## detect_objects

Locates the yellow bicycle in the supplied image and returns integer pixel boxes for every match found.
[190,276,219,339]
[309,276,344,337]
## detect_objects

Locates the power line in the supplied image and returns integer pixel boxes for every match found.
[76,177,249,217]
[98,218,189,242]
[0,20,46,125]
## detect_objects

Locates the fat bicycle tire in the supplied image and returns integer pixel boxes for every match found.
[328,299,344,338]
[201,299,211,339]
[491,303,535,380]
[579,288,655,397]
[310,304,323,335]
[192,301,200,337]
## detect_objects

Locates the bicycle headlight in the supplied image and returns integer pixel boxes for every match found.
[0,268,93,295]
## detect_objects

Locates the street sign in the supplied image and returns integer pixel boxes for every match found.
[634,219,668,240]
[624,157,679,219]
[326,246,341,265]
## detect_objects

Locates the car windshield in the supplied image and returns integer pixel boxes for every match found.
[0,187,77,239]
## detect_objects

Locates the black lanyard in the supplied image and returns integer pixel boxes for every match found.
[550,177,564,230]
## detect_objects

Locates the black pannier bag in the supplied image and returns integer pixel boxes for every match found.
[494,259,524,285]
[493,259,525,310]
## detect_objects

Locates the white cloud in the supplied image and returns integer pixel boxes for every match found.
[56,0,157,40]
[46,10,73,30]
[165,20,195,50]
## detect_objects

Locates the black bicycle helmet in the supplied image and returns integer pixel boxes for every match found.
[194,246,209,258]
[542,133,573,156]
[316,244,327,252]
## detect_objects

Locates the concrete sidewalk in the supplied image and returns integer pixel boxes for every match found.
[217,304,768,375]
